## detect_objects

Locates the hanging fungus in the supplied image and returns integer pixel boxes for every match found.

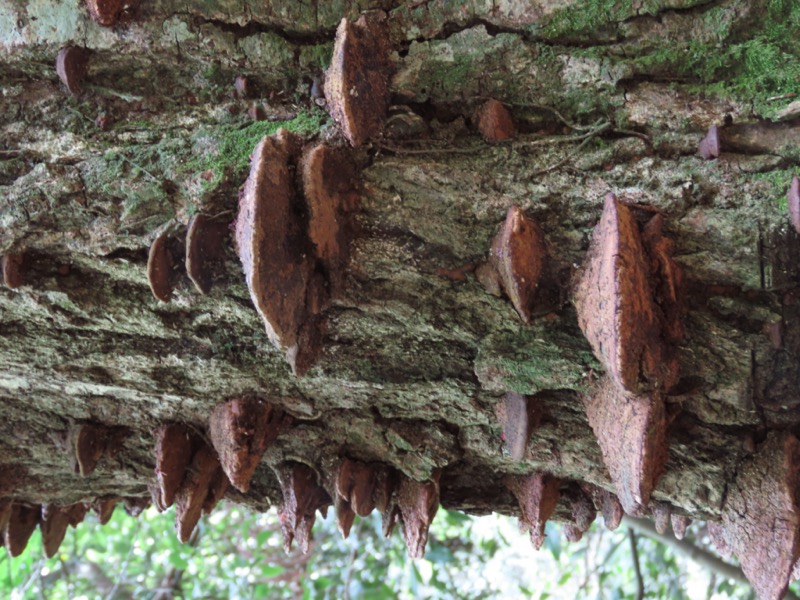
[155,423,196,509]
[698,125,720,159]
[5,504,41,557]
[123,496,150,517]
[474,99,517,143]
[397,471,441,559]
[583,484,624,531]
[56,46,90,95]
[2,253,23,289]
[277,462,331,553]
[698,120,800,159]
[505,472,561,550]
[482,205,547,324]
[92,497,118,525]
[147,233,184,303]
[335,494,356,539]
[336,458,377,517]
[324,13,392,147]
[651,502,671,535]
[185,214,229,294]
[40,505,72,558]
[788,174,800,234]
[68,422,128,477]
[208,397,293,493]
[85,0,125,27]
[715,432,800,600]
[671,515,691,540]
[174,443,229,543]
[494,392,541,461]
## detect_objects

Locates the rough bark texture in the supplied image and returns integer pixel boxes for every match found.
[2,0,800,591]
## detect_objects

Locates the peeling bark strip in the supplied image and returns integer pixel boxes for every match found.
[1,253,23,289]
[397,471,440,559]
[185,215,229,294]
[324,13,392,147]
[485,206,547,324]
[56,47,90,96]
[40,504,71,558]
[174,442,229,543]
[277,463,331,554]
[505,472,561,550]
[208,397,293,493]
[154,424,196,509]
[716,432,800,600]
[494,392,541,461]
[5,504,40,557]
[474,99,517,143]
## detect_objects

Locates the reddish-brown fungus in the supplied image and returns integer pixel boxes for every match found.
[2,253,23,289]
[505,472,561,550]
[147,233,182,302]
[563,523,585,543]
[788,174,800,234]
[494,391,541,461]
[85,0,125,26]
[56,46,90,95]
[716,432,800,600]
[234,75,251,100]
[5,504,40,557]
[208,398,292,493]
[651,502,671,535]
[397,472,441,559]
[92,497,118,525]
[155,424,196,509]
[277,463,331,553]
[585,379,667,514]
[335,495,356,539]
[474,99,517,143]
[324,13,392,147]
[487,205,547,324]
[40,505,71,558]
[569,487,596,533]
[174,443,229,543]
[698,125,720,159]
[185,215,229,294]
[123,497,150,517]
[336,458,377,517]
[671,515,691,540]
[587,486,624,531]
[69,422,127,477]
[65,503,88,528]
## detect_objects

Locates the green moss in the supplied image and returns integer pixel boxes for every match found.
[298,43,333,70]
[750,168,796,211]
[540,0,634,39]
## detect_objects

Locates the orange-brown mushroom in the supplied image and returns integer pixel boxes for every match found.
[208,398,292,493]
[277,462,331,553]
[40,505,72,558]
[324,13,392,147]
[185,214,229,294]
[155,423,196,509]
[85,0,124,27]
[397,471,441,559]
[174,442,229,543]
[2,253,23,289]
[505,472,561,550]
[5,504,41,556]
[474,99,517,143]
[147,233,180,302]
[92,497,118,525]
[56,46,90,95]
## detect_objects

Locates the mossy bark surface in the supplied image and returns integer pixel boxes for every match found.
[1,0,800,528]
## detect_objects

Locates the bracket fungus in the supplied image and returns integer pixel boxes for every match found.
[147,233,184,302]
[185,214,229,294]
[583,484,624,531]
[336,458,377,526]
[85,0,127,27]
[92,497,118,525]
[56,46,90,95]
[277,462,331,553]
[494,392,541,461]
[789,174,800,234]
[505,472,561,550]
[480,205,547,324]
[174,442,229,543]
[671,515,691,540]
[68,422,128,477]
[208,398,293,493]
[474,99,517,143]
[40,505,72,558]
[651,502,671,535]
[2,253,23,289]
[397,472,441,559]
[5,504,41,557]
[698,124,720,159]
[324,13,392,147]
[698,120,800,160]
[714,432,800,600]
[155,423,196,509]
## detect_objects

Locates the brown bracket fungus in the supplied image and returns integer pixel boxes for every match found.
[174,442,229,543]
[788,174,800,234]
[397,471,441,559]
[5,503,41,557]
[208,397,293,493]
[481,205,547,324]
[56,46,90,95]
[85,0,127,27]
[147,233,184,303]
[336,458,377,522]
[713,432,800,600]
[2,253,23,289]
[155,423,196,509]
[505,472,561,550]
[494,392,541,461]
[671,514,691,540]
[92,497,118,525]
[68,422,128,477]
[474,99,517,143]
[324,13,392,147]
[185,214,229,294]
[277,462,331,553]
[698,125,720,159]
[651,501,671,535]
[123,496,151,517]
[583,484,624,531]
[698,120,800,160]
[40,504,72,558]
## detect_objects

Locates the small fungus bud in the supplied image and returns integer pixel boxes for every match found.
[788,174,800,234]
[671,514,691,540]
[324,13,392,147]
[68,422,128,478]
[651,502,671,535]
[2,253,23,289]
[474,99,517,143]
[5,504,40,557]
[185,214,229,294]
[583,485,624,531]
[65,503,88,528]
[505,472,560,550]
[698,125,720,160]
[208,397,292,493]
[155,424,196,509]
[56,46,90,95]
[397,472,441,559]
[123,497,150,517]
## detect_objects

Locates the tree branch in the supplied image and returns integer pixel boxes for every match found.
[628,528,644,600]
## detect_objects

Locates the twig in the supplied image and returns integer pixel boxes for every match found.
[83,84,144,102]
[530,122,612,177]
[377,143,486,155]
[628,528,645,600]
[768,93,797,102]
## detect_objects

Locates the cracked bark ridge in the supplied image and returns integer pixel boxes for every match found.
[5,504,40,557]
[185,214,229,294]
[583,484,624,531]
[56,47,90,95]
[85,0,125,27]
[2,253,23,289]
[671,515,691,540]
[485,205,547,324]
[277,462,331,554]
[494,392,541,461]
[574,194,671,393]
[68,422,128,477]
[324,13,392,147]
[474,99,517,142]
[155,423,196,509]
[652,501,671,535]
[174,442,229,543]
[698,125,720,159]
[505,472,561,550]
[397,471,441,559]
[208,397,293,493]
[788,174,800,234]
[40,504,72,558]
[92,497,118,525]
[585,378,667,515]
[717,432,800,600]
